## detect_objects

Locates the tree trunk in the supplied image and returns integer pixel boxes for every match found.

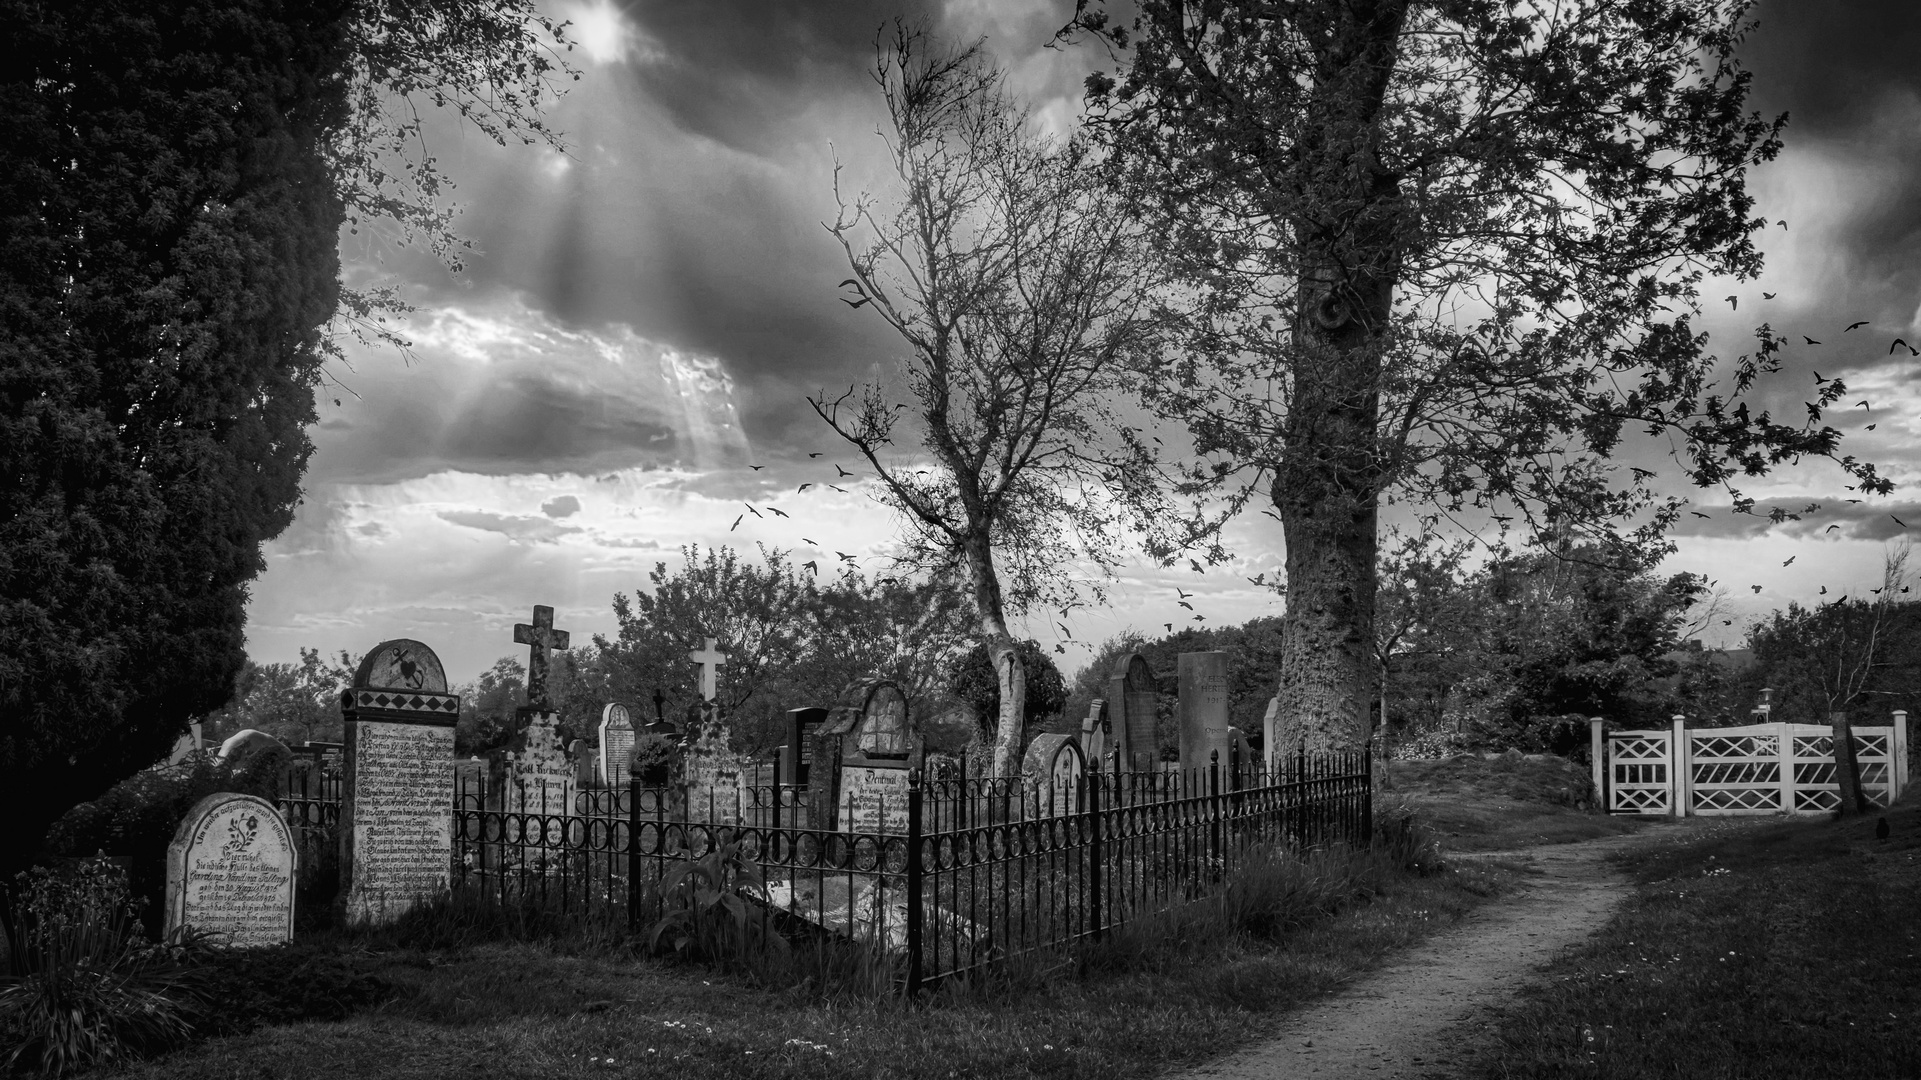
[1272,0,1408,759]
[1830,711,1873,817]
[958,533,1026,776]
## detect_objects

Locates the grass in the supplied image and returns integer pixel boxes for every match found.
[1388,751,1657,851]
[113,830,1517,1080]
[1457,796,1921,1078]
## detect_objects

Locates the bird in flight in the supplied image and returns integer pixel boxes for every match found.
[801,537,818,545]
[1867,424,1877,430]
[1192,613,1207,622]
[1725,295,1737,309]
[1058,622,1073,638]
[767,507,789,518]
[1826,524,1841,533]
[1763,291,1776,299]
[1751,585,1763,593]
[1176,587,1193,599]
[836,551,857,562]
[808,452,823,458]
[1805,337,1821,346]
[1177,600,1194,611]
[1893,338,1919,356]
[1813,371,1829,383]
[1164,623,1173,633]
[1689,511,1711,519]
[749,464,766,471]
[802,560,818,574]
[1846,321,1869,332]
[1783,556,1795,566]
[1820,585,1828,595]
[1895,514,1909,528]
[1777,220,1787,228]
[798,483,813,492]
[1248,573,1268,587]
[1857,400,1871,409]
[827,484,847,493]
[836,464,855,478]
[729,515,742,532]
[1189,558,1206,574]
[744,503,763,518]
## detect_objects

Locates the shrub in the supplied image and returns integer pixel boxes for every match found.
[1370,803,1446,875]
[645,840,786,966]
[40,753,282,936]
[0,857,206,1077]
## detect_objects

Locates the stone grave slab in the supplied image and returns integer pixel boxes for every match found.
[1022,733,1084,817]
[1108,652,1159,770]
[165,792,296,947]
[597,702,635,785]
[340,637,461,925]
[1178,650,1231,772]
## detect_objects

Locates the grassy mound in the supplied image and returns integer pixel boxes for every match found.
[1388,750,1655,851]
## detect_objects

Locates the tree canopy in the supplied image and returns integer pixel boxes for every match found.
[1065,0,1887,755]
[0,0,572,874]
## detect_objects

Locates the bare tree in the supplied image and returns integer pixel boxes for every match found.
[817,25,1187,775]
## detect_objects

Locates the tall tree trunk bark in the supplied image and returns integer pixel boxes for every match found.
[959,532,1026,776]
[1831,711,1873,817]
[1273,0,1409,758]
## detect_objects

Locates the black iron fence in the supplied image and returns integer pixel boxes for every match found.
[276,746,1371,992]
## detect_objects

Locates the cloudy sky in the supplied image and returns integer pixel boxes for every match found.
[246,0,1921,688]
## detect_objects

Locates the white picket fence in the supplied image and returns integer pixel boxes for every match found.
[1589,714,1911,817]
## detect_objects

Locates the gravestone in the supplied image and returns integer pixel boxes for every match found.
[569,739,599,789]
[1178,651,1231,771]
[1022,733,1085,817]
[812,681,922,834]
[503,605,576,816]
[1081,699,1110,770]
[597,703,636,785]
[165,792,296,947]
[1261,696,1283,775]
[340,637,461,924]
[217,729,294,782]
[682,725,754,825]
[783,706,829,787]
[1108,652,1159,770]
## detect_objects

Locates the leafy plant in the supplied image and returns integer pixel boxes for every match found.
[645,840,786,965]
[0,857,206,1076]
[628,734,678,786]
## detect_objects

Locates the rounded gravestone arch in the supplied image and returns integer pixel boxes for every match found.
[354,639,448,693]
[165,792,298,947]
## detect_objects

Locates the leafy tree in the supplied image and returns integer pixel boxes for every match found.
[949,639,1068,747]
[817,25,1189,776]
[453,656,526,758]
[594,545,975,754]
[1066,0,1889,757]
[0,0,573,876]
[200,647,357,747]
[1373,525,1476,743]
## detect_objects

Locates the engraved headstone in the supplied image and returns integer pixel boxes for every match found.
[597,702,635,785]
[813,682,922,834]
[505,606,577,815]
[1178,651,1232,771]
[1261,695,1283,774]
[1022,733,1084,817]
[216,729,293,781]
[165,792,296,947]
[682,724,753,825]
[1081,699,1110,770]
[1108,652,1159,770]
[340,638,461,925]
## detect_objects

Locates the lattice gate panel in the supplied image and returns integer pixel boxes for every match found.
[1607,731,1671,814]
[1688,729,1782,815]
[1787,728,1895,814]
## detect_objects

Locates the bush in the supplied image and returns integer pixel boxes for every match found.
[1370,803,1446,875]
[0,858,205,1077]
[645,840,785,966]
[40,753,282,936]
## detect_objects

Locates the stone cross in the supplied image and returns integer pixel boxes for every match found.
[689,636,728,703]
[513,604,571,712]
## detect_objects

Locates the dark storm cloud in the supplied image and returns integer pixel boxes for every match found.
[1669,499,1921,542]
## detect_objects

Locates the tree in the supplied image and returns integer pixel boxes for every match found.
[454,656,526,758]
[199,647,357,747]
[593,545,976,753]
[817,25,1189,776]
[949,639,1068,747]
[1745,542,1918,814]
[0,0,572,876]
[1066,0,1888,757]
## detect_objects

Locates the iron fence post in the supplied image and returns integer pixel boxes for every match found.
[627,773,641,934]
[1209,750,1222,868]
[905,767,924,999]
[1087,768,1103,942]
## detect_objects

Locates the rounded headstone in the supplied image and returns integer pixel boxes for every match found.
[165,792,297,947]
[354,639,448,692]
[216,729,294,779]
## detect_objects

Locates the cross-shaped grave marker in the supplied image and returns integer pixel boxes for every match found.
[514,604,571,712]
[688,636,728,703]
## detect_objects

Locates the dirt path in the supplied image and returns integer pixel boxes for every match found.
[1167,829,1678,1080]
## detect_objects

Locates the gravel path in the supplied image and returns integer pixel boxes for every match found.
[1166,831,1669,1080]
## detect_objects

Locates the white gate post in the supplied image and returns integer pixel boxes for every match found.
[1894,710,1910,799]
[1671,715,1689,818]
[1590,717,1605,810]
[1776,721,1794,814]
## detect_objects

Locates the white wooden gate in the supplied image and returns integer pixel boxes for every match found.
[1600,716,1910,817]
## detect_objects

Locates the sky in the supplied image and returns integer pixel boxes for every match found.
[245,0,1921,689]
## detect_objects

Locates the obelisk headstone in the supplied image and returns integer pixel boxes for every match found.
[1178,651,1231,773]
[166,792,297,947]
[1108,652,1159,770]
[597,702,635,786]
[340,638,461,924]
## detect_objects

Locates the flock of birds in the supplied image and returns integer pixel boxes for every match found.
[721,307,1913,649]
